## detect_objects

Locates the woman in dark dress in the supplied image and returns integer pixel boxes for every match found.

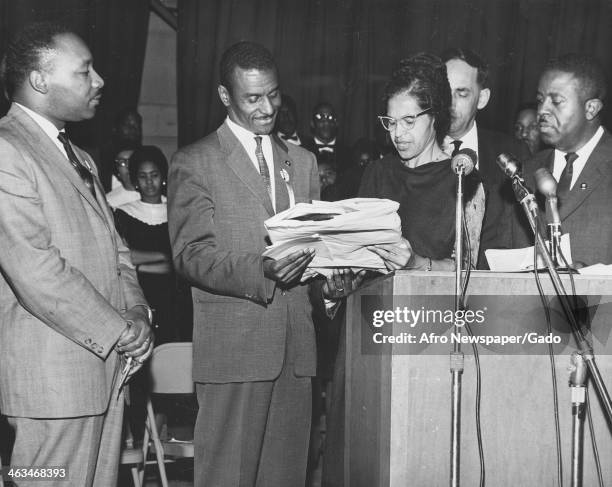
[322,53,482,486]
[115,145,178,344]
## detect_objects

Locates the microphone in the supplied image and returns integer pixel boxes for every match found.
[451,148,476,175]
[496,152,540,227]
[534,168,561,225]
[534,167,562,267]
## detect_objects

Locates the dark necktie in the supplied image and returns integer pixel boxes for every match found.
[451,140,463,156]
[254,136,272,198]
[57,131,95,196]
[557,152,578,200]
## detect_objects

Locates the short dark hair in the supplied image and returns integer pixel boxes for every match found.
[219,41,277,93]
[1,21,72,100]
[128,145,168,186]
[384,53,451,146]
[544,53,607,102]
[441,47,489,89]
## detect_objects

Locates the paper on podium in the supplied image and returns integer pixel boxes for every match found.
[485,233,572,272]
[578,263,612,275]
[263,198,402,275]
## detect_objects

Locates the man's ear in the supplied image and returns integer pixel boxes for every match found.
[477,87,491,110]
[218,85,231,107]
[585,98,603,121]
[29,70,48,95]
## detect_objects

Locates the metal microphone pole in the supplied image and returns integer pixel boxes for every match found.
[449,150,475,487]
[569,352,588,487]
[501,158,612,427]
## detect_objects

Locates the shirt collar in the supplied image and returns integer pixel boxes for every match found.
[226,116,270,146]
[556,125,605,161]
[315,137,336,146]
[457,121,479,154]
[15,102,62,141]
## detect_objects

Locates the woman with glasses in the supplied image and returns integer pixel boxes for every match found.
[105,141,141,209]
[361,52,481,271]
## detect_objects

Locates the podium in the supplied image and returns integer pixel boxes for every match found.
[344,271,612,486]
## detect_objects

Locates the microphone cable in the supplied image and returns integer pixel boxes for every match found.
[556,245,604,486]
[460,211,485,487]
[533,234,563,487]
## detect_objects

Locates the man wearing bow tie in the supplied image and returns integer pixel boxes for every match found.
[303,102,351,174]
[0,22,153,486]
[442,48,529,269]
[514,54,612,267]
[168,41,357,487]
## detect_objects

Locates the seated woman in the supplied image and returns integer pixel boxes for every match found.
[322,52,484,486]
[114,145,177,343]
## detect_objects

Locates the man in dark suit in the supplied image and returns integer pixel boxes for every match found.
[0,22,153,486]
[275,94,307,147]
[442,48,529,268]
[168,41,355,487]
[303,102,351,173]
[513,54,612,267]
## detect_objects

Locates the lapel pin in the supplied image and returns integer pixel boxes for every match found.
[580,182,588,190]
[284,160,291,167]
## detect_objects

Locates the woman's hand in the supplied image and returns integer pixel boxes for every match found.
[367,237,413,270]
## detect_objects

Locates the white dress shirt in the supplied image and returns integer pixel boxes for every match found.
[226,117,277,211]
[552,126,604,190]
[444,121,480,170]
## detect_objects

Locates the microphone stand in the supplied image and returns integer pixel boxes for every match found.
[511,177,612,473]
[450,163,467,487]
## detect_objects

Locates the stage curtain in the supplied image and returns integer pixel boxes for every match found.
[0,0,150,182]
[177,0,612,148]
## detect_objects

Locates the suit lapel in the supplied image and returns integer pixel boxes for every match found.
[10,106,106,223]
[271,135,292,213]
[218,122,275,216]
[559,132,612,220]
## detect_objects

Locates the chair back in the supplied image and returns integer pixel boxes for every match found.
[148,342,194,394]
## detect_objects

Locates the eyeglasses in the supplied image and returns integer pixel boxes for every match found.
[114,158,129,167]
[378,108,432,132]
[314,113,336,122]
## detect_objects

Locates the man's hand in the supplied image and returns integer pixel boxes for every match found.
[367,237,413,271]
[116,306,155,364]
[322,268,367,299]
[263,248,315,288]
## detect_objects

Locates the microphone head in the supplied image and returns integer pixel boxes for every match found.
[496,153,521,178]
[451,148,477,175]
[534,167,557,198]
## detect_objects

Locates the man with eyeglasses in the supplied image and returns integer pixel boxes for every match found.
[303,102,351,174]
[442,47,529,269]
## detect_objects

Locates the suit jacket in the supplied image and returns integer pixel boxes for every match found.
[476,127,530,269]
[302,136,351,172]
[168,122,320,383]
[513,128,612,266]
[0,105,146,418]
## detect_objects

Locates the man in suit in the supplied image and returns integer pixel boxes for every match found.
[0,22,153,486]
[513,54,612,267]
[442,48,530,268]
[168,41,354,487]
[303,102,351,173]
[275,94,306,146]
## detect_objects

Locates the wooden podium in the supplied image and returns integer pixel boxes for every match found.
[344,271,612,486]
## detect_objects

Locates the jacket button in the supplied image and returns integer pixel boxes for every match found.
[85,338,92,345]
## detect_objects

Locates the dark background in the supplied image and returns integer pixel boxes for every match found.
[1,0,612,164]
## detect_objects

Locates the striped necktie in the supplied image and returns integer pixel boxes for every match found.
[57,131,95,196]
[254,136,272,198]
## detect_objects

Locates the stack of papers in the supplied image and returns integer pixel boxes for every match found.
[264,198,402,276]
[485,234,572,272]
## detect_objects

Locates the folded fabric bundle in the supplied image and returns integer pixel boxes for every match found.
[264,198,402,276]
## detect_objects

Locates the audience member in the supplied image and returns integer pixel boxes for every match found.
[167,40,357,487]
[340,137,381,198]
[115,145,181,343]
[442,47,530,268]
[0,21,153,486]
[105,140,141,208]
[303,102,351,173]
[513,54,612,266]
[324,52,483,487]
[275,94,306,146]
[514,102,542,155]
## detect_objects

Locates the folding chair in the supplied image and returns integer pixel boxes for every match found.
[139,342,194,487]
